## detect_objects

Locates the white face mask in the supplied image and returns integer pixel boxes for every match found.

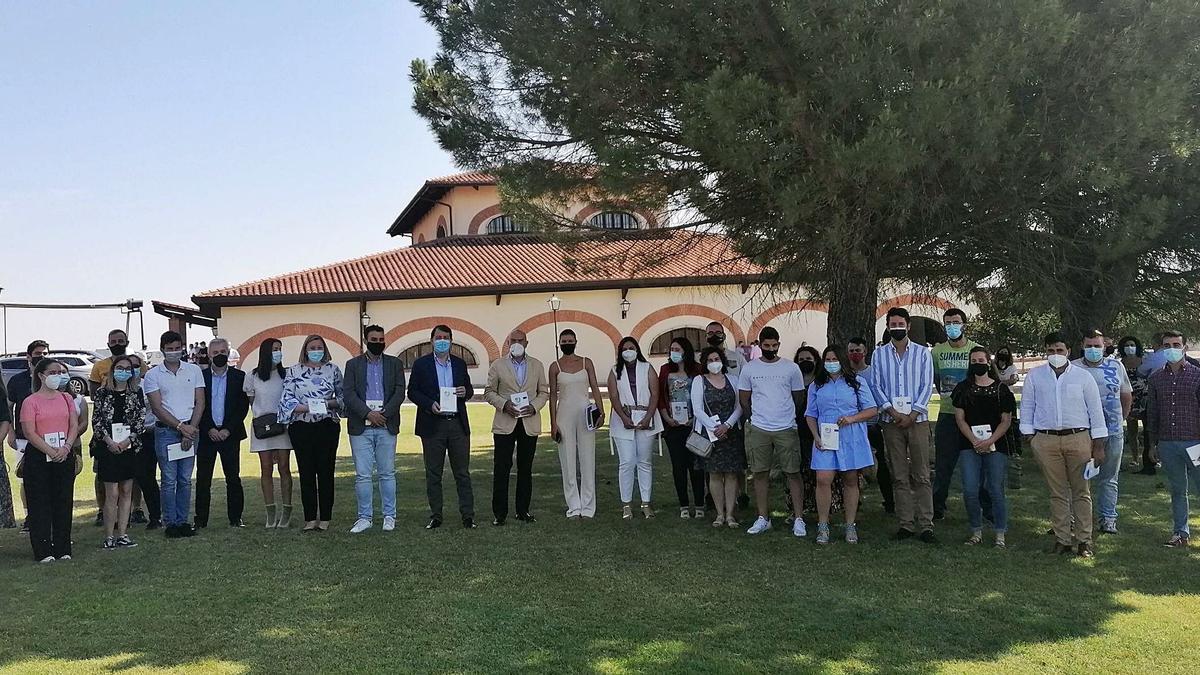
[621,349,637,363]
[509,343,525,358]
[1047,354,1069,368]
[706,361,723,374]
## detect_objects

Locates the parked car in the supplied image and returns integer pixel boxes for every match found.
[0,350,98,396]
[1,356,25,389]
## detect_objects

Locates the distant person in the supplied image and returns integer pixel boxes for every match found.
[407,324,476,530]
[281,334,344,532]
[952,347,1016,548]
[196,341,210,367]
[607,336,663,520]
[750,341,763,361]
[994,347,1019,387]
[804,345,878,545]
[8,340,51,531]
[1145,330,1200,548]
[0,377,13,529]
[195,338,250,529]
[91,354,147,549]
[548,329,605,520]
[1117,336,1154,475]
[871,308,937,543]
[343,325,406,533]
[1019,332,1107,558]
[693,347,745,527]
[932,308,981,521]
[143,331,205,539]
[1073,330,1131,535]
[658,337,704,519]
[848,337,892,514]
[705,322,747,378]
[126,353,161,529]
[20,358,80,562]
[244,338,294,528]
[485,329,549,526]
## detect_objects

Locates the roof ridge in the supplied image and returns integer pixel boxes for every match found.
[197,246,410,296]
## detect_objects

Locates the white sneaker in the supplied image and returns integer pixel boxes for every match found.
[746,516,772,535]
[793,519,808,538]
[39,556,55,564]
[58,555,72,561]
[382,516,396,532]
[350,518,373,534]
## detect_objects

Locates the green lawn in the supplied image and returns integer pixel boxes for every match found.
[1,403,1198,674]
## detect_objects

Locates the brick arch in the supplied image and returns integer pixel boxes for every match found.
[383,316,500,362]
[574,204,660,229]
[467,204,504,235]
[748,299,830,341]
[875,294,954,319]
[236,323,360,366]
[631,304,746,345]
[512,310,622,346]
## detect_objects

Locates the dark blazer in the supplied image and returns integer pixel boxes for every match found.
[200,367,250,442]
[343,353,406,436]
[407,353,473,437]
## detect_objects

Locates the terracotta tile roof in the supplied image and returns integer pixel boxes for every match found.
[427,171,497,186]
[388,171,500,235]
[193,231,765,308]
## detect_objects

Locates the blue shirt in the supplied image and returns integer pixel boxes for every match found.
[435,355,454,389]
[870,341,935,423]
[804,376,875,456]
[365,357,385,403]
[511,357,528,387]
[1073,357,1131,435]
[211,369,227,427]
[1138,350,1169,378]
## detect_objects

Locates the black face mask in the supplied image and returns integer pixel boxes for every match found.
[707,334,725,347]
[888,328,908,342]
[211,354,229,368]
[760,349,778,361]
[560,343,576,355]
[30,356,44,369]
[109,344,127,357]
[968,363,990,377]
[366,342,385,356]
[797,361,815,374]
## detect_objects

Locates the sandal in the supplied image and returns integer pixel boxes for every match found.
[641,504,655,519]
[622,505,633,520]
[964,533,983,546]
[712,516,725,528]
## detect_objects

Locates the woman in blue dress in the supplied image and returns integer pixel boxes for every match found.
[804,345,878,545]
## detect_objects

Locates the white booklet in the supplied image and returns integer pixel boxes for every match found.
[111,423,130,444]
[630,409,647,426]
[820,423,840,450]
[1082,459,1101,480]
[891,396,912,415]
[970,424,995,452]
[1186,443,1200,467]
[439,387,459,414]
[509,392,530,416]
[670,401,690,424]
[307,398,328,416]
[167,442,195,462]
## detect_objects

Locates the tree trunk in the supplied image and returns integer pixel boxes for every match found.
[1058,260,1135,353]
[826,253,881,349]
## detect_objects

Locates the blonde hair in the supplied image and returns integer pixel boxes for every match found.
[103,355,141,391]
[300,334,331,364]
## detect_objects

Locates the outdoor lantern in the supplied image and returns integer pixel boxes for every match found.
[620,297,631,320]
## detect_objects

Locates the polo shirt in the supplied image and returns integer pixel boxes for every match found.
[142,361,205,423]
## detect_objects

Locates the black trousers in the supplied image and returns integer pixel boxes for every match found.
[135,430,161,522]
[664,425,705,508]
[290,420,339,522]
[195,436,245,526]
[492,423,537,520]
[422,417,474,521]
[868,424,894,510]
[24,454,75,560]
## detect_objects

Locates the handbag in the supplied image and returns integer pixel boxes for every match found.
[253,413,286,440]
[685,377,722,458]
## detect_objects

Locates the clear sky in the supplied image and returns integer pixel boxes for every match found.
[0,1,455,353]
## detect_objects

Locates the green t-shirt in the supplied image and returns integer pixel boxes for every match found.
[932,340,979,413]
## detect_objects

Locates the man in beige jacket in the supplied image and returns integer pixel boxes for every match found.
[485,329,550,525]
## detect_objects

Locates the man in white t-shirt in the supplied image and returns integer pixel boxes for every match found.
[705,321,747,379]
[737,326,807,537]
[143,330,206,539]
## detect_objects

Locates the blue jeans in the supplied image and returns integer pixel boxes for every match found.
[1158,440,1200,536]
[349,427,397,520]
[959,449,1008,532]
[1092,433,1123,521]
[154,427,195,527]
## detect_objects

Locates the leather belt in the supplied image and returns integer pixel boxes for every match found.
[1036,428,1088,436]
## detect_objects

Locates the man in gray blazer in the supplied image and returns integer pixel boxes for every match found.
[343,325,407,533]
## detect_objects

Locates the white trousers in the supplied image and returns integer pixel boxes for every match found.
[559,428,596,518]
[614,434,655,504]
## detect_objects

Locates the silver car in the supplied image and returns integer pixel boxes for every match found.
[0,350,98,396]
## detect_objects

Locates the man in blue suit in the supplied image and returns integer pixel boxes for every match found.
[407,324,476,529]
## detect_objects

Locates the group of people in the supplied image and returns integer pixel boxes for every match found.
[2,309,1198,563]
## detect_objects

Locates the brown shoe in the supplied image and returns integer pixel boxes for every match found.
[1164,533,1191,548]
[1047,542,1073,555]
[1076,543,1095,558]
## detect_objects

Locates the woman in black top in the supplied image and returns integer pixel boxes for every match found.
[91,355,148,549]
[951,346,1016,548]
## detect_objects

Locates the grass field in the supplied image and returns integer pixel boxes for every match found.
[1,402,1198,674]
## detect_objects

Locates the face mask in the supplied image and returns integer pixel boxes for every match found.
[889,328,908,342]
[366,342,385,356]
[824,361,842,375]
[45,374,68,390]
[30,355,44,369]
[797,361,815,374]
[669,352,683,364]
[1047,354,1068,368]
[110,344,127,357]
[1083,347,1104,363]
[163,351,183,364]
[706,361,723,374]
[996,352,1010,363]
[706,334,724,347]
[307,350,325,363]
[1123,345,1137,356]
[621,349,638,363]
[560,343,576,356]
[968,363,989,377]
[433,339,451,354]
[1164,347,1185,364]
[761,349,778,361]
[848,353,865,364]
[509,343,525,358]
[212,354,229,368]
[113,368,133,383]
[271,351,284,365]
[945,324,964,340]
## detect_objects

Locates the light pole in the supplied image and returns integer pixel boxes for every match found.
[548,295,562,362]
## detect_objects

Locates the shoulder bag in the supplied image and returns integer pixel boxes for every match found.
[253,413,286,439]
[685,378,720,458]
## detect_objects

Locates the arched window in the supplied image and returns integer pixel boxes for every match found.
[397,342,479,368]
[436,225,447,239]
[587,211,639,230]
[649,327,707,356]
[486,215,527,234]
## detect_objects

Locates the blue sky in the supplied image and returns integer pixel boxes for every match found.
[0,1,455,352]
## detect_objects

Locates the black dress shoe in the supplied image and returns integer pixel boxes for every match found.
[463,518,477,529]
[146,519,162,531]
[194,521,208,529]
[932,512,946,522]
[230,520,245,528]
[130,509,148,525]
[425,518,442,530]
[919,530,939,544]
[892,528,916,541]
[180,524,197,537]
[1047,542,1073,555]
[492,518,506,526]
[164,525,180,539]
[516,513,537,523]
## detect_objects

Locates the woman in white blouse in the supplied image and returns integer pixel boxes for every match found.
[606,336,662,520]
[692,347,745,527]
[244,338,294,529]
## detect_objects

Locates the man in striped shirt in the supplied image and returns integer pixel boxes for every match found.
[871,308,937,543]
